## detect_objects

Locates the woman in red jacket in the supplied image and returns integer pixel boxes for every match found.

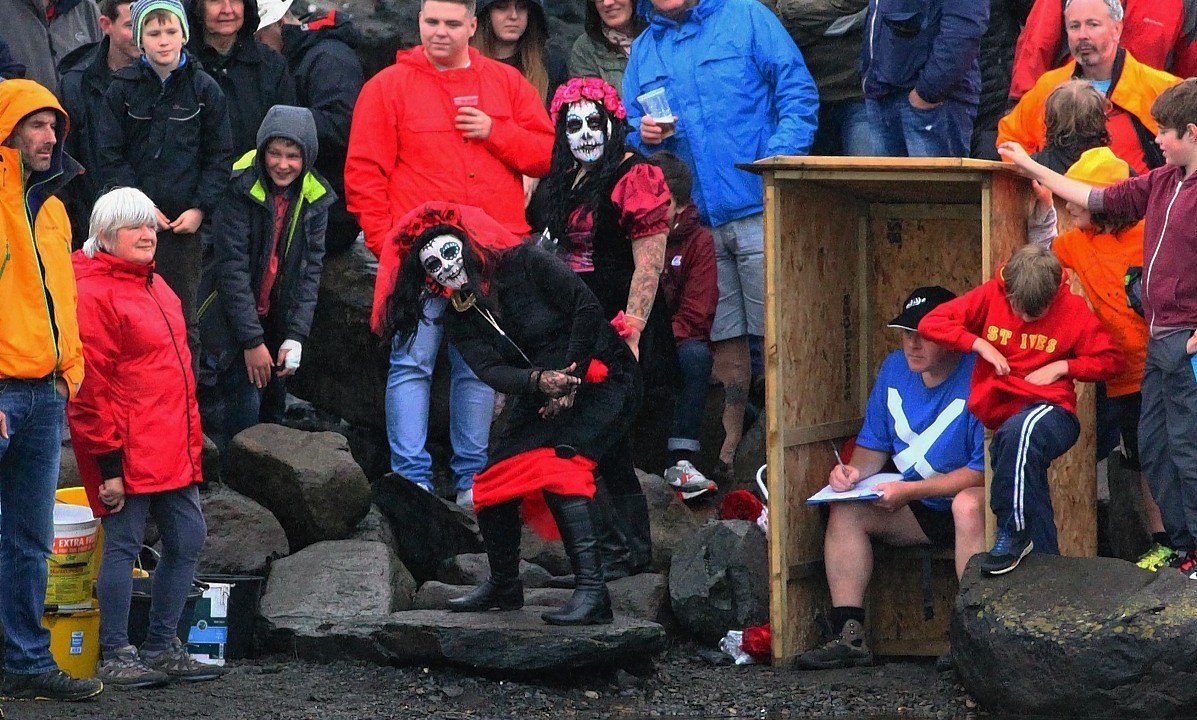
[68,187,220,688]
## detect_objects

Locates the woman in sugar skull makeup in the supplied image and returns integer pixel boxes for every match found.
[376,201,641,626]
[528,76,671,579]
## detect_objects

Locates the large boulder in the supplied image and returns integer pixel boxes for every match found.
[638,471,702,571]
[372,473,482,583]
[669,520,769,643]
[197,485,289,576]
[287,244,388,430]
[263,607,666,673]
[259,540,416,625]
[226,425,371,551]
[953,554,1197,718]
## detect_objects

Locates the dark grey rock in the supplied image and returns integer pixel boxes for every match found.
[259,540,416,628]
[520,525,570,576]
[201,433,220,484]
[226,424,371,551]
[638,471,701,571]
[437,553,554,589]
[1101,452,1151,561]
[669,520,769,643]
[351,504,397,550]
[287,244,388,430]
[953,553,1197,718]
[372,472,482,583]
[609,573,677,631]
[58,444,81,489]
[197,485,289,576]
[263,607,666,673]
[412,581,573,611]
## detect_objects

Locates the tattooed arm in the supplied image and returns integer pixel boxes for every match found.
[624,231,667,360]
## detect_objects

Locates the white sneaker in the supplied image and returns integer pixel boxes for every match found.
[664,461,718,500]
[456,488,474,511]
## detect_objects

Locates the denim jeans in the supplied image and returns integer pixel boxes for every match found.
[668,339,713,453]
[0,378,66,675]
[198,352,288,457]
[97,485,206,652]
[811,99,876,156]
[386,296,493,491]
[866,92,975,158]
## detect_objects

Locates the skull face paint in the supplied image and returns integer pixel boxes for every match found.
[419,234,468,290]
[566,100,608,165]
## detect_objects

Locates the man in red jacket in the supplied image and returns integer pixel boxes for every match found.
[919,245,1123,575]
[345,0,553,508]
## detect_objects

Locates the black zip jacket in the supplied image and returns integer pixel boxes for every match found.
[95,53,233,219]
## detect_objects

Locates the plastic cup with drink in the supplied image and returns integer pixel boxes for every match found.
[637,88,676,140]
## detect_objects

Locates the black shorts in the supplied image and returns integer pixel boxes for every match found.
[910,500,955,548]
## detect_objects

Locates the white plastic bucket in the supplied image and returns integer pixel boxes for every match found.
[46,503,99,607]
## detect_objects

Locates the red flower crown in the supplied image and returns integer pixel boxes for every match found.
[550,77,627,125]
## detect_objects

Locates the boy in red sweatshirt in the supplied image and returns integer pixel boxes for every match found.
[919,245,1123,574]
[999,79,1197,577]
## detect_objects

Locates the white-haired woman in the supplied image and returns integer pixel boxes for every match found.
[68,187,220,687]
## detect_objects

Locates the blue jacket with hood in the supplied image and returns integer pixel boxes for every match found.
[860,0,988,106]
[623,0,818,227]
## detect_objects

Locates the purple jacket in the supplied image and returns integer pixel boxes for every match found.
[1093,165,1197,337]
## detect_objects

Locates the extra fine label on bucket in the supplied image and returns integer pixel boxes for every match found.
[70,630,85,655]
[46,527,97,605]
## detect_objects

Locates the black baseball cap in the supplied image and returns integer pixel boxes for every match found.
[887,286,957,331]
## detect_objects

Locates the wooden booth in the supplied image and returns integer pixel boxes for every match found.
[745,157,1097,665]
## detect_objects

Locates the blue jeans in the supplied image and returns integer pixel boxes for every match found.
[97,485,206,651]
[866,92,975,158]
[386,296,493,491]
[811,99,876,156]
[989,404,1080,556]
[0,378,66,675]
[668,339,713,453]
[199,353,287,458]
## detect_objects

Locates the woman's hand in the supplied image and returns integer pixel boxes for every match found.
[540,392,575,419]
[99,476,126,513]
[536,363,580,398]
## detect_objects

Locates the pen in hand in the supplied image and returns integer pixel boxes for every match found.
[830,440,849,478]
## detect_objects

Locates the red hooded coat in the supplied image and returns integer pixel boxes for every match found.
[68,250,204,517]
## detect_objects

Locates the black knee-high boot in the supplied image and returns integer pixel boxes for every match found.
[447,499,524,612]
[592,480,632,580]
[542,492,613,626]
[612,492,654,573]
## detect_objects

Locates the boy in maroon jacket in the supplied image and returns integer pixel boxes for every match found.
[648,152,719,499]
[919,246,1123,574]
[999,79,1197,577]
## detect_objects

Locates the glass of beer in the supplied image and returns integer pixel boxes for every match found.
[636,88,676,139]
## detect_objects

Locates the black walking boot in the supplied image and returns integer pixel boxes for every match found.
[541,492,613,626]
[592,480,632,580]
[612,492,654,574]
[448,500,524,611]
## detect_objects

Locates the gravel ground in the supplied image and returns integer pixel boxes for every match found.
[1,642,986,720]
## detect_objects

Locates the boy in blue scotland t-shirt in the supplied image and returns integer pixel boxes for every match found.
[794,286,986,671]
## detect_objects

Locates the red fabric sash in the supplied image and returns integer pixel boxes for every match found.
[473,448,596,540]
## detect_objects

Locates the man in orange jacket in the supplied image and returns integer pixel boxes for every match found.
[997,0,1179,174]
[0,78,100,701]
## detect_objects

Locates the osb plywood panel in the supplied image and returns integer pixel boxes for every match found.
[867,212,984,375]
[866,550,956,657]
